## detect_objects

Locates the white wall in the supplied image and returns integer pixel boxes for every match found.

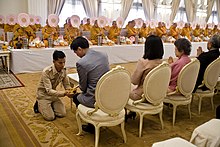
[28,0,47,26]
[0,0,28,16]
[0,0,47,26]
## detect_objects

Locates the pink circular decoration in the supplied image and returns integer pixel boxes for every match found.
[97,16,107,28]
[70,15,80,27]
[116,17,124,28]
[6,14,17,25]
[18,13,30,27]
[29,14,35,25]
[90,17,97,26]
[35,16,41,24]
[0,15,5,24]
[135,18,143,28]
[177,21,184,29]
[48,14,59,27]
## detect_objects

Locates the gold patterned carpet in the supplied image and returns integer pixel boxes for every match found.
[0,62,220,147]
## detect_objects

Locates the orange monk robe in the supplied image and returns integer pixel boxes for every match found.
[64,25,81,44]
[35,24,42,31]
[83,24,92,31]
[56,26,60,33]
[193,28,201,37]
[108,26,121,43]
[181,27,191,40]
[139,27,149,38]
[64,23,68,31]
[4,24,14,32]
[169,26,179,39]
[203,28,210,37]
[147,26,155,35]
[90,26,104,45]
[12,25,35,47]
[42,25,59,47]
[155,27,166,38]
[13,24,21,32]
[30,24,37,32]
[104,25,110,32]
[127,26,137,38]
[212,28,219,35]
[0,24,4,29]
[79,24,84,31]
[162,26,167,33]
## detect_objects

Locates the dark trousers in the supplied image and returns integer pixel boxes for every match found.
[73,93,80,107]
[216,105,220,119]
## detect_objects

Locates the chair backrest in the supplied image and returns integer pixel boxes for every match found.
[35,31,43,40]
[95,66,131,115]
[6,32,13,42]
[203,57,220,90]
[177,58,200,97]
[82,31,91,39]
[59,30,65,36]
[120,28,127,36]
[143,61,171,105]
[0,28,4,35]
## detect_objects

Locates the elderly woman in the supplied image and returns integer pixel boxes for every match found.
[167,38,191,93]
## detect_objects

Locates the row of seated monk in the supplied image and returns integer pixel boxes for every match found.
[0,20,220,47]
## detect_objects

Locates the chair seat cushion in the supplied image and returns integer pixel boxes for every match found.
[165,94,192,101]
[126,99,163,110]
[78,104,125,122]
[195,89,214,94]
[153,137,196,147]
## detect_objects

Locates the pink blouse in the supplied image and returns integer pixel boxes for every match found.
[169,54,191,91]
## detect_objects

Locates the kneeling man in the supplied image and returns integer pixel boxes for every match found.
[34,50,73,121]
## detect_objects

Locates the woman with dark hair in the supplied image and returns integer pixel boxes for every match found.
[167,38,191,93]
[129,35,164,100]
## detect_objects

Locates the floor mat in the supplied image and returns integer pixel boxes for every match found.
[0,69,24,90]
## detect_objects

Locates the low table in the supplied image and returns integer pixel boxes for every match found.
[0,50,10,73]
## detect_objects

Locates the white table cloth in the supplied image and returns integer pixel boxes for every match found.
[9,42,207,74]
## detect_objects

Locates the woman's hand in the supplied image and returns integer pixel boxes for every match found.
[168,56,174,64]
[197,46,203,56]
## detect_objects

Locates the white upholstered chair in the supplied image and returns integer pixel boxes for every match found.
[153,137,196,147]
[190,119,220,147]
[75,66,131,147]
[125,62,171,137]
[193,57,220,114]
[164,58,200,126]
